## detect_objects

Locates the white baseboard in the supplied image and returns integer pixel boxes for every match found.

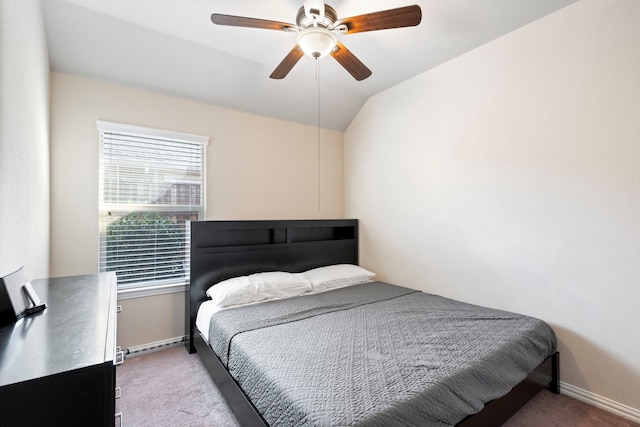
[124,336,186,358]
[560,381,640,424]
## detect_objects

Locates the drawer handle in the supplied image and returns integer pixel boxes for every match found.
[115,412,123,427]
[115,386,121,399]
[114,347,125,365]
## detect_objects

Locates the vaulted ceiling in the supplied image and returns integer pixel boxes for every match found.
[42,0,578,131]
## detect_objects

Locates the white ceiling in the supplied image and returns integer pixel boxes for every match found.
[41,0,578,131]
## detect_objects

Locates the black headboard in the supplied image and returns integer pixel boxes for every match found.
[186,219,358,352]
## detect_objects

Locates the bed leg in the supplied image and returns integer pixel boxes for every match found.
[550,352,560,394]
[185,330,197,354]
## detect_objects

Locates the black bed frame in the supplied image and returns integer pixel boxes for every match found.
[186,219,559,426]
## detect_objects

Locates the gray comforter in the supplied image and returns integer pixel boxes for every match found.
[208,282,557,427]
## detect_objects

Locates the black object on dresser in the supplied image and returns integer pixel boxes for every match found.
[0,273,121,426]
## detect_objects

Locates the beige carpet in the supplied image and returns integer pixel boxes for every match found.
[116,346,638,426]
[502,389,638,427]
[116,346,239,427]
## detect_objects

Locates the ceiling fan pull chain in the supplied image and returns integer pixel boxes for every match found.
[317,58,321,211]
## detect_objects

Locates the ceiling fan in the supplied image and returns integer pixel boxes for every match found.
[211,2,422,81]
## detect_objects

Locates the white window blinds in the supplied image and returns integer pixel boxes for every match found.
[97,121,208,289]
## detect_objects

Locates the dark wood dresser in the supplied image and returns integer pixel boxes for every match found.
[0,273,121,426]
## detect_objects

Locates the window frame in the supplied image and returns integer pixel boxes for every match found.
[97,120,208,297]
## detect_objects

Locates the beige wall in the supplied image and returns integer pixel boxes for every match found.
[0,0,50,279]
[50,72,344,349]
[345,0,640,418]
[117,292,187,350]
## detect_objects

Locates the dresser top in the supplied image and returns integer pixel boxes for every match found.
[0,273,117,387]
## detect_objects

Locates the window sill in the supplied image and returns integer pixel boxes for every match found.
[117,282,187,300]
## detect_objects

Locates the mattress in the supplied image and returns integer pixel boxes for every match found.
[200,281,557,427]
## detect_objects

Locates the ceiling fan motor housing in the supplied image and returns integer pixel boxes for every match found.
[296,5,338,30]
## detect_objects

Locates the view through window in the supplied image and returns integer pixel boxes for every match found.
[97,121,208,289]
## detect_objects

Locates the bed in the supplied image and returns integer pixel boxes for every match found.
[186,219,559,426]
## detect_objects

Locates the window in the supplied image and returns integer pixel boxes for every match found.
[97,121,208,291]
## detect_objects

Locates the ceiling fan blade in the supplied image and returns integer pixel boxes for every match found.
[330,42,372,81]
[270,45,305,79]
[211,14,297,32]
[335,5,421,34]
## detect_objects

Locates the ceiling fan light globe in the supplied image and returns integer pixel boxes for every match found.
[297,27,337,59]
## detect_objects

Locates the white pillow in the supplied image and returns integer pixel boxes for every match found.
[205,275,259,308]
[205,271,312,308]
[304,264,375,291]
[251,272,312,299]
